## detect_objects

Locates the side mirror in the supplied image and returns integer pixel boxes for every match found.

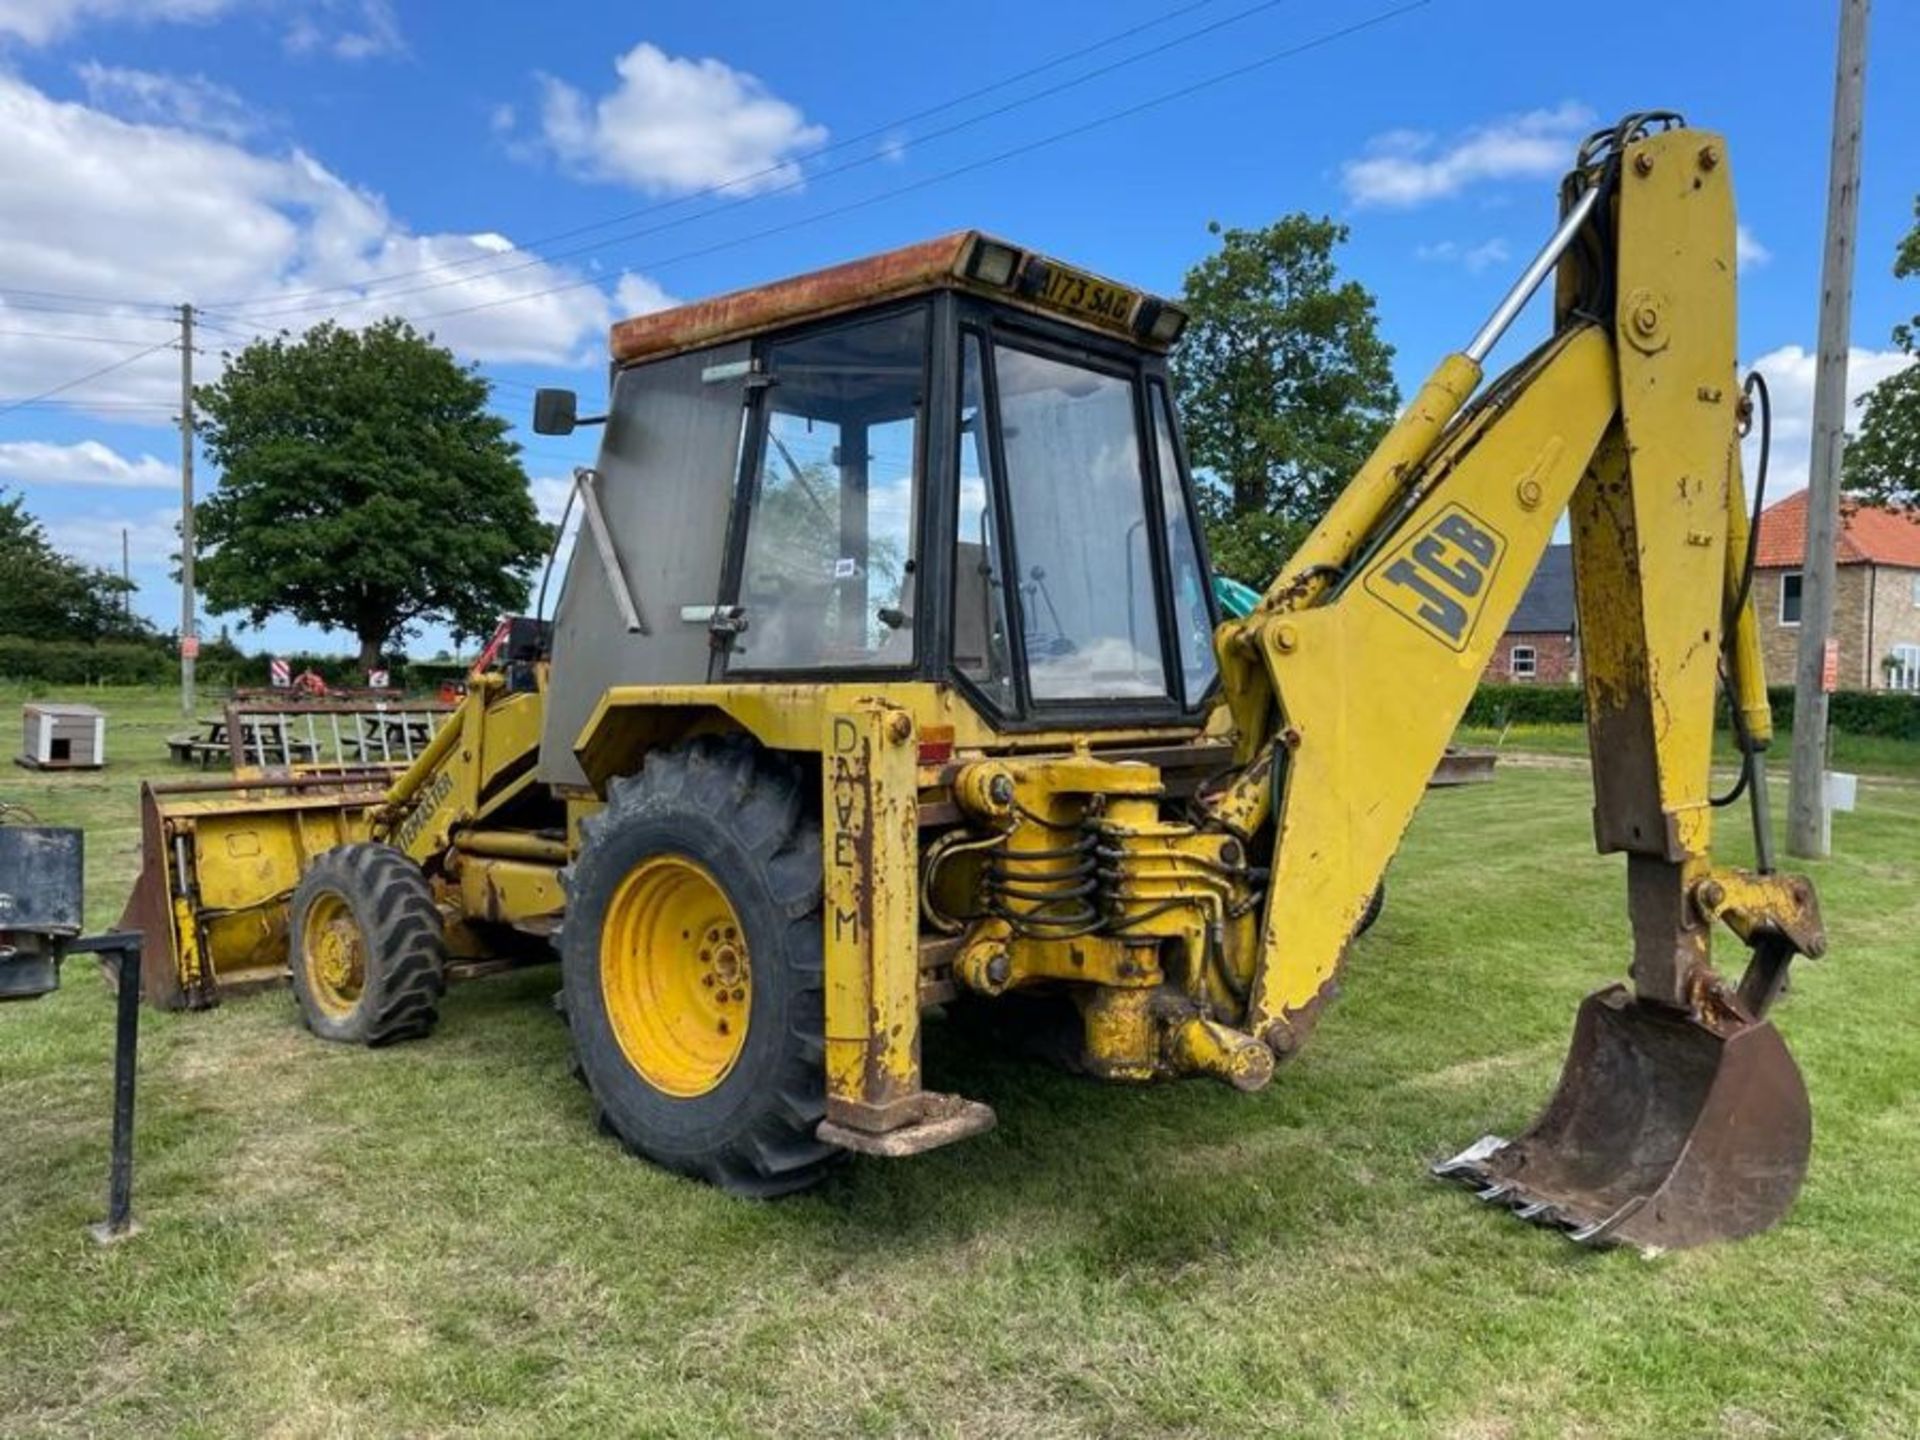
[532,388,579,436]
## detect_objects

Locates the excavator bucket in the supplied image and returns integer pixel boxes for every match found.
[1435,984,1811,1251]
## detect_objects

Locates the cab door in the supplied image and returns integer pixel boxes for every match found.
[717,305,932,679]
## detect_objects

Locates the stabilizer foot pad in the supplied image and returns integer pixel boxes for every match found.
[818,1092,996,1157]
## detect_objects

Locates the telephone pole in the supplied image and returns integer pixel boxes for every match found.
[179,302,196,717]
[1788,0,1870,858]
[121,527,130,615]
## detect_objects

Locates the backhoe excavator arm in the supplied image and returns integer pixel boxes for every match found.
[1204,115,1822,1246]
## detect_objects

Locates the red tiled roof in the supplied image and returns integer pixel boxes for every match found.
[1753,489,1920,569]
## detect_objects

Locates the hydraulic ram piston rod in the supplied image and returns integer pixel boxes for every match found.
[1463,184,1602,364]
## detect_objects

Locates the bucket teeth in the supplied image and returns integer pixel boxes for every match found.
[1430,1133,1508,1180]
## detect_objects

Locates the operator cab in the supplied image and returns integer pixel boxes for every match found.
[535,233,1217,784]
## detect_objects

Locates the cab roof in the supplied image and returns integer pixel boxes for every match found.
[608,231,1187,366]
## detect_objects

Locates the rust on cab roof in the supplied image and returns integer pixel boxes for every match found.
[608,231,1178,365]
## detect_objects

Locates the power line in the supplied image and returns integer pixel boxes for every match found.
[0,400,176,412]
[0,284,179,314]
[0,327,181,347]
[0,0,1426,398]
[209,0,1305,325]
[199,0,1237,315]
[410,2,1428,329]
[0,338,177,421]
[0,294,182,325]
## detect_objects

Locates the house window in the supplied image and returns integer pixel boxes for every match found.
[1510,645,1537,680]
[1891,644,1920,693]
[1910,573,1920,608]
[1779,571,1803,626]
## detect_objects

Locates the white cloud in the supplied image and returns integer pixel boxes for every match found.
[1736,223,1771,271]
[538,43,826,196]
[530,474,574,525]
[0,0,235,45]
[283,0,401,60]
[612,272,676,319]
[0,71,669,410]
[76,61,256,139]
[1742,344,1917,496]
[1342,102,1594,208]
[0,438,175,489]
[1414,237,1510,274]
[42,505,176,568]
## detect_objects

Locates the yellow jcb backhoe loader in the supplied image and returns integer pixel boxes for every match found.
[125,111,1822,1249]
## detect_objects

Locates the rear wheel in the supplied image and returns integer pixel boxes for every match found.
[289,843,447,1045]
[562,735,838,1196]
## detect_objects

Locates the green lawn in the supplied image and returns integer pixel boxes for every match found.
[4,687,1919,1437]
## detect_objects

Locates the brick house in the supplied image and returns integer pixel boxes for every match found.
[1486,543,1576,683]
[1752,490,1920,692]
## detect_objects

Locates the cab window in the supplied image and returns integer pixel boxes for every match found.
[1150,380,1217,703]
[732,308,925,670]
[953,331,1015,709]
[993,340,1169,703]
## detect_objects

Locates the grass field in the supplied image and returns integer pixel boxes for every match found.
[2,686,1919,1437]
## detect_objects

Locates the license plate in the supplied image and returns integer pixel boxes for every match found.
[1031,262,1140,330]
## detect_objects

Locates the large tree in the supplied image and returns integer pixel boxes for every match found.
[1171,216,1399,586]
[1844,196,1920,508]
[0,491,147,642]
[193,318,551,667]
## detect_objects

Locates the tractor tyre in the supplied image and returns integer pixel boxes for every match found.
[1358,880,1387,937]
[288,843,447,1045]
[561,735,838,1197]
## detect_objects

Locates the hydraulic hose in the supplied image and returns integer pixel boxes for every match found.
[1711,370,1775,869]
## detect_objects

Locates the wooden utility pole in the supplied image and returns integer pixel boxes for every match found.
[1788,0,1870,858]
[179,302,196,717]
[120,527,130,614]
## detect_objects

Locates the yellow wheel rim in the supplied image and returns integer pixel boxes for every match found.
[301,891,366,1019]
[600,855,751,1098]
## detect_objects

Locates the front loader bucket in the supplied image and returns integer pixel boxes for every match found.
[119,774,387,1009]
[1435,984,1810,1251]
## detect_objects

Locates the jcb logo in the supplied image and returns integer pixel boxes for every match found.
[1363,504,1507,652]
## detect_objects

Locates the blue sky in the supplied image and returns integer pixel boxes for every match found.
[1,0,1915,658]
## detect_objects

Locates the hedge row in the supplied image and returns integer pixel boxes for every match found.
[0,639,468,692]
[0,638,182,686]
[1466,683,1920,741]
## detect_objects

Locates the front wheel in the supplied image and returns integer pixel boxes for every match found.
[288,843,447,1045]
[561,736,839,1197]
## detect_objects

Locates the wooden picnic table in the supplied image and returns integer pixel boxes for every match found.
[166,715,320,769]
